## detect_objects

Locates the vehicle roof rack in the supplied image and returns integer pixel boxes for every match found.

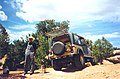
[45,27,68,37]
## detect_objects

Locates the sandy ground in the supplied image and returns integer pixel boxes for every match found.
[0,62,120,79]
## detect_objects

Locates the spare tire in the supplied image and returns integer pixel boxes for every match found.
[52,41,65,55]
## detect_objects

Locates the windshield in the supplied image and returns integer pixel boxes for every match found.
[52,34,71,45]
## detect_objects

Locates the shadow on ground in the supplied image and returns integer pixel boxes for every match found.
[61,65,85,72]
[0,72,26,79]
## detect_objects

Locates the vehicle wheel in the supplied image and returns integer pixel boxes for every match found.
[51,60,62,71]
[74,54,85,69]
[53,64,62,71]
[90,58,97,65]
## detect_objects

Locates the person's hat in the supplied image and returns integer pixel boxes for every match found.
[28,36,34,40]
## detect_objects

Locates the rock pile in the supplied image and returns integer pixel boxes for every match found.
[106,50,120,64]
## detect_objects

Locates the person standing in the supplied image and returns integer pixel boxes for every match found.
[24,36,37,75]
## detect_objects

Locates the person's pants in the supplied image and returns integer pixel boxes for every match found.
[24,54,35,73]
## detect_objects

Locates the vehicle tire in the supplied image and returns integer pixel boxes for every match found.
[52,41,65,55]
[74,54,85,69]
[90,58,97,65]
[51,60,62,71]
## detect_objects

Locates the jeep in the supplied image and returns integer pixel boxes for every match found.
[46,28,93,70]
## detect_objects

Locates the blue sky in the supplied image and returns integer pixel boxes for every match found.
[0,0,120,48]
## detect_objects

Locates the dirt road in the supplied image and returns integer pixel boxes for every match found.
[0,63,120,79]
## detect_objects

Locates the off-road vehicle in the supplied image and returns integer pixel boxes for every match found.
[46,28,93,70]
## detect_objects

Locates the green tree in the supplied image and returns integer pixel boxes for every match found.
[36,19,69,36]
[92,37,113,64]
[12,40,26,67]
[0,24,9,58]
[35,35,49,68]
[3,40,26,70]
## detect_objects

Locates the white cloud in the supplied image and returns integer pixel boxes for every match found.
[8,24,36,31]
[0,5,7,21]
[7,29,35,42]
[7,24,36,42]
[10,0,120,24]
[82,32,120,42]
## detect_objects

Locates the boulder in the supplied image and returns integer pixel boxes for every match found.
[106,55,120,64]
[113,50,120,55]
[102,60,113,65]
